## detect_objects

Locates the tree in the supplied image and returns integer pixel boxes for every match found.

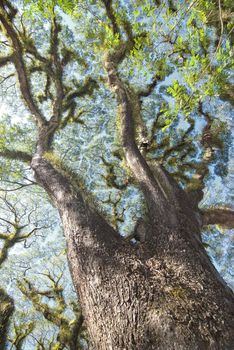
[0,0,234,349]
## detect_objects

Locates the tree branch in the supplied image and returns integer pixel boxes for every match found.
[186,102,214,193]
[64,77,98,104]
[0,7,46,127]
[31,154,121,245]
[49,16,64,122]
[201,208,234,229]
[8,322,34,350]
[0,149,32,162]
[101,0,120,35]
[0,288,14,349]
[18,274,84,349]
[104,51,179,228]
[0,54,12,67]
[138,75,161,97]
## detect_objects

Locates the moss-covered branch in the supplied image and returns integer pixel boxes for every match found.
[101,0,120,35]
[101,156,128,191]
[49,15,64,123]
[8,322,34,350]
[18,273,85,350]
[0,196,43,267]
[0,288,14,349]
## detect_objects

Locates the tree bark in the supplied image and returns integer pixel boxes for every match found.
[31,153,234,350]
[30,44,234,349]
[201,208,234,229]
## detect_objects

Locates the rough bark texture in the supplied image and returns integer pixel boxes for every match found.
[29,44,234,350]
[31,152,234,350]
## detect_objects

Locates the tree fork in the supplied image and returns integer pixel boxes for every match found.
[30,148,234,350]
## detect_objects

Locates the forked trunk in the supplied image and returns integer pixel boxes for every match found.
[63,210,234,350]
[32,155,234,350]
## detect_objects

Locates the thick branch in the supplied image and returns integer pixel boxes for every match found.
[103,42,202,233]
[0,8,46,127]
[104,55,178,228]
[0,54,12,67]
[31,154,121,245]
[0,149,32,162]
[0,0,17,19]
[201,208,234,229]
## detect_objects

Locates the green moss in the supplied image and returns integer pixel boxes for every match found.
[169,287,186,299]
[0,288,14,348]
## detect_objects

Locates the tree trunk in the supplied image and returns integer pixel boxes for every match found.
[31,155,234,350]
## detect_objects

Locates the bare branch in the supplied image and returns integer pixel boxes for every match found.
[0,178,37,192]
